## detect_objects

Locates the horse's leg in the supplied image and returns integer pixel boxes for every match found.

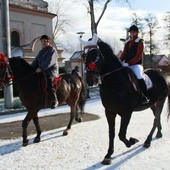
[63,105,76,136]
[155,100,165,138]
[22,114,32,146]
[75,104,82,122]
[102,110,116,165]
[118,112,139,148]
[144,100,164,148]
[33,114,42,143]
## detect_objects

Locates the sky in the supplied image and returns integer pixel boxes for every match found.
[130,0,170,12]
[0,98,170,169]
[45,0,170,58]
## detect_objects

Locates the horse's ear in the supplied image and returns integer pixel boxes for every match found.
[92,33,98,45]
[79,33,98,48]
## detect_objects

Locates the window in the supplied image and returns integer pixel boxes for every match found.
[11,31,20,47]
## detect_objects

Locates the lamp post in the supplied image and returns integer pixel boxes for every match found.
[120,27,129,42]
[1,0,13,108]
[76,32,85,77]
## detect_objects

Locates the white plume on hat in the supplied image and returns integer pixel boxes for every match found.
[79,33,98,48]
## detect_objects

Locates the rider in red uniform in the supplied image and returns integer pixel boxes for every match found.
[120,25,149,104]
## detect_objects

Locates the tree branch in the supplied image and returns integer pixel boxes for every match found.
[96,0,111,27]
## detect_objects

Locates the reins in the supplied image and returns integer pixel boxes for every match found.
[100,67,123,80]
[87,47,123,80]
[4,72,36,87]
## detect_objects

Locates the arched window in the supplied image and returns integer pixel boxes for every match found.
[11,31,20,47]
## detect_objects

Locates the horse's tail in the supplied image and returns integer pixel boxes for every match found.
[77,77,86,113]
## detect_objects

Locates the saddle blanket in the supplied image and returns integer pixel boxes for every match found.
[54,75,62,90]
[143,74,153,90]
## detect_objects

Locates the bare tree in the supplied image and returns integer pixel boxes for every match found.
[88,0,112,35]
[49,0,72,40]
[144,13,159,56]
[130,12,145,38]
[163,12,170,53]
[75,0,131,36]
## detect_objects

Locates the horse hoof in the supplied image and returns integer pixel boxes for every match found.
[156,133,162,138]
[34,137,40,143]
[75,118,82,122]
[129,137,139,145]
[143,143,150,148]
[23,139,29,147]
[101,158,112,165]
[63,130,68,136]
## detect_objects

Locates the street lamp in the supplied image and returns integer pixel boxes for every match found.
[76,32,85,77]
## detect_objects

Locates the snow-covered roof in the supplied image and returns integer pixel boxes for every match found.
[9,0,48,12]
[70,51,82,60]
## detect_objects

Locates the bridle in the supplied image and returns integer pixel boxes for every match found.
[0,60,36,89]
[85,45,123,80]
[0,61,13,88]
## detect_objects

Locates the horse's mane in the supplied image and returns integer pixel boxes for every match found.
[9,57,35,74]
[97,40,122,68]
[9,57,39,91]
[97,40,117,58]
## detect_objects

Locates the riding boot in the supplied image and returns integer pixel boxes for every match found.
[47,77,59,109]
[138,79,150,104]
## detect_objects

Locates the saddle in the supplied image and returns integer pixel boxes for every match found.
[40,75,62,94]
[124,68,153,93]
[39,75,62,108]
[53,76,62,90]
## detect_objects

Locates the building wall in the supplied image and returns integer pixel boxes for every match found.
[0,2,55,57]
[9,11,53,45]
[0,2,65,66]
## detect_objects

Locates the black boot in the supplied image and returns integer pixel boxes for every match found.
[138,79,150,104]
[47,77,59,109]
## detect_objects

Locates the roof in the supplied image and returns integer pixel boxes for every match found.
[152,54,170,66]
[158,56,170,66]
[9,0,48,12]
[8,0,56,18]
[152,55,166,63]
[70,51,82,60]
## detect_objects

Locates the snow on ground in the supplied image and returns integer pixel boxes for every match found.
[0,98,170,170]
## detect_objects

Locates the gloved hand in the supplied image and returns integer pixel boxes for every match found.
[36,68,42,73]
[122,62,129,67]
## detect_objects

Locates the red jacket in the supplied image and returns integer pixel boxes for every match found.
[120,37,144,66]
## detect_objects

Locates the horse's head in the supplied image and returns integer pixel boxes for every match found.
[85,69,99,86]
[81,34,122,86]
[8,57,35,80]
[80,34,102,86]
[81,34,103,72]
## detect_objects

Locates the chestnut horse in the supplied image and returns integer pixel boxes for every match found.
[0,57,86,146]
[82,35,170,165]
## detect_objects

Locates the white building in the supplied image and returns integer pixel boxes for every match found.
[0,0,65,65]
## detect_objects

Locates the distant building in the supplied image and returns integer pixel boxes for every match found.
[0,0,65,65]
[152,54,170,73]
[67,51,84,76]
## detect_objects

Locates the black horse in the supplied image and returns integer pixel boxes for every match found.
[0,57,86,146]
[83,36,170,165]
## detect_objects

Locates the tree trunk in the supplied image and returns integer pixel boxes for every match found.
[88,0,97,35]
